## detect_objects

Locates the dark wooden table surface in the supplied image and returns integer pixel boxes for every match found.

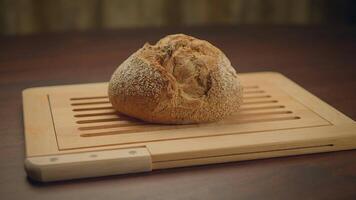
[0,26,355,200]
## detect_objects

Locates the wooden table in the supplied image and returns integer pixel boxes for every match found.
[1,26,355,200]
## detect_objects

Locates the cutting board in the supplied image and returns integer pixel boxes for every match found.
[23,72,356,182]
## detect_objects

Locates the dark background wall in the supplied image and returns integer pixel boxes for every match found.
[1,0,355,35]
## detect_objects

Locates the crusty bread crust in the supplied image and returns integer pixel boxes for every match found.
[108,34,243,124]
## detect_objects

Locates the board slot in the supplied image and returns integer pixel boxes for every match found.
[72,106,114,112]
[70,95,266,105]
[78,124,178,132]
[70,98,110,104]
[235,116,300,123]
[237,110,292,116]
[239,105,285,111]
[74,112,118,118]
[70,96,108,101]
[71,108,117,115]
[243,95,271,99]
[78,121,145,130]
[79,116,301,137]
[76,114,133,121]
[80,125,186,137]
[69,86,260,102]
[76,118,128,124]
[73,108,292,122]
[243,90,265,94]
[242,100,278,105]
[71,101,110,106]
[242,85,259,89]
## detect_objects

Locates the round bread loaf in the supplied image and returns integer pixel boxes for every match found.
[108,34,243,124]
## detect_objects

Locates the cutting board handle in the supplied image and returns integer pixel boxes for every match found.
[24,147,152,182]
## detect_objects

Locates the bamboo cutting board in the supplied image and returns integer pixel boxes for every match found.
[23,72,356,182]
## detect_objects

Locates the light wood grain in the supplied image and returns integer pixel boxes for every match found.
[22,72,356,182]
[22,88,59,156]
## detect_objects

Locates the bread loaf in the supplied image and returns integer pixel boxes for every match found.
[108,34,243,124]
